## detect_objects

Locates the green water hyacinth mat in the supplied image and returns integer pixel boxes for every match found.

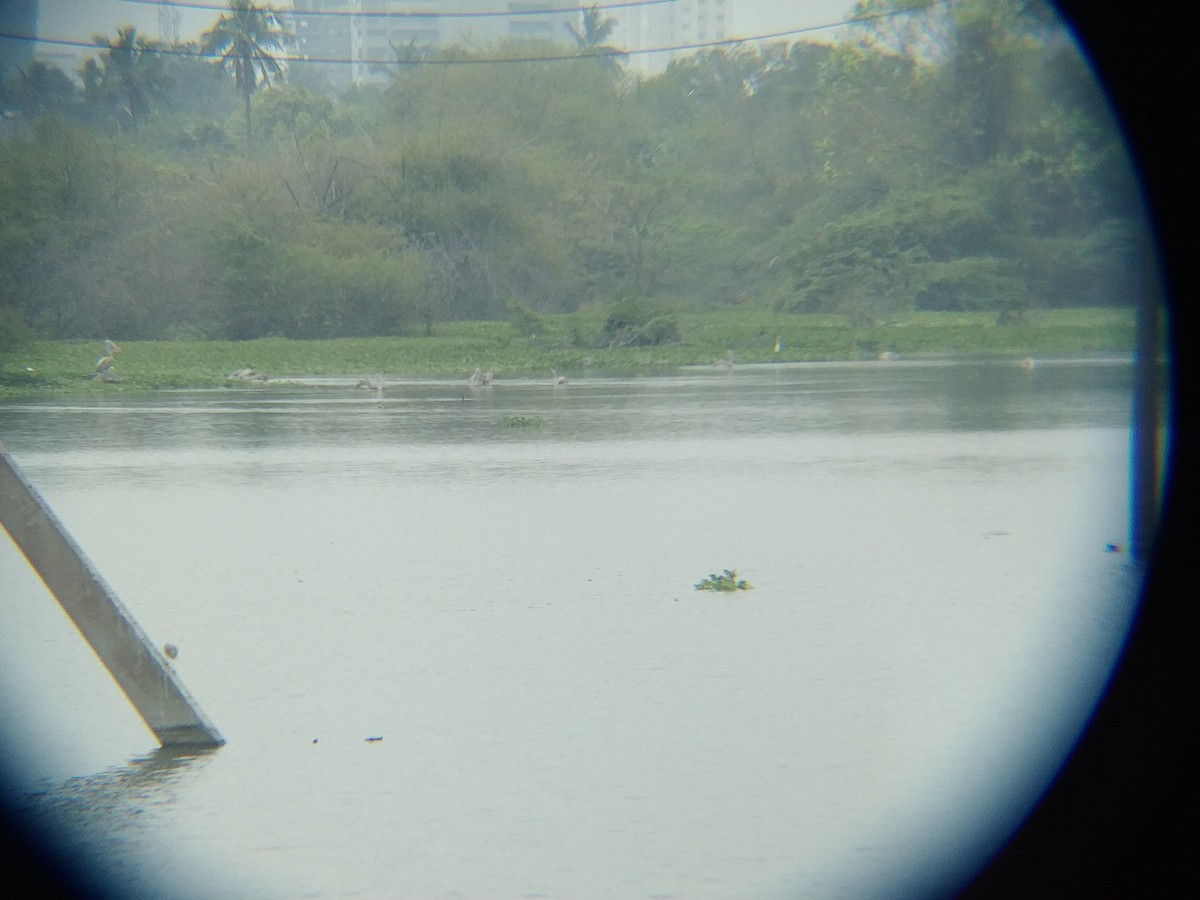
[694,570,753,592]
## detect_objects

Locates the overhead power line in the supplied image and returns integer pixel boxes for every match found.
[1,17,851,67]
[118,0,680,18]
[2,3,942,69]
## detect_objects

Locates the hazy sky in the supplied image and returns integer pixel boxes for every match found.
[731,0,857,39]
[38,0,214,43]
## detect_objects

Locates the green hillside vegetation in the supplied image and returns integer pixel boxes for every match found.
[1,1,1145,354]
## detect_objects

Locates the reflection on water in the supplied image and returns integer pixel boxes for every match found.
[14,750,221,899]
[0,360,1142,899]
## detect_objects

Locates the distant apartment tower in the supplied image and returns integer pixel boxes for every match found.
[0,0,38,73]
[290,1,579,86]
[612,0,728,74]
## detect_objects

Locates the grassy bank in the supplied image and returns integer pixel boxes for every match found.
[1,308,1136,396]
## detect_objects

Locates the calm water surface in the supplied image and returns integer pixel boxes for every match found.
[0,358,1140,899]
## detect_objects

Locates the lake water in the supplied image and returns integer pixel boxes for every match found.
[0,358,1142,899]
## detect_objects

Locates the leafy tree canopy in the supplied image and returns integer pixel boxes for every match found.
[0,0,1145,340]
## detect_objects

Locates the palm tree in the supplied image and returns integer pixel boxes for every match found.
[202,1,291,146]
[88,26,170,132]
[564,5,626,70]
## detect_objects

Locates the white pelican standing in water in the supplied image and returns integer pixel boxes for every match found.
[229,368,268,381]
[357,375,385,394]
[468,368,495,387]
[468,367,497,387]
[550,368,567,385]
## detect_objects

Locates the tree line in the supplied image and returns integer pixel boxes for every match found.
[0,0,1145,343]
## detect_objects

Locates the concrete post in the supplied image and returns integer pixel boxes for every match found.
[0,443,224,747]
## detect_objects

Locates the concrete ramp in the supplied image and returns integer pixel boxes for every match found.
[0,443,224,747]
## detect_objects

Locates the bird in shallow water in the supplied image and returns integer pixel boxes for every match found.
[550,368,567,385]
[468,368,495,387]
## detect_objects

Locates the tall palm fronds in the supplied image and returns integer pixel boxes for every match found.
[87,26,170,133]
[202,1,292,145]
[564,5,626,70]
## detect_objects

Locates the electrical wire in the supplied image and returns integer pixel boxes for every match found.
[0,4,941,69]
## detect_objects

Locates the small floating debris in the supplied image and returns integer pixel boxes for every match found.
[694,569,753,592]
[1105,543,1122,553]
[365,736,383,743]
[162,643,179,660]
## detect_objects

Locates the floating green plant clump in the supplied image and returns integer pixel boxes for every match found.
[500,415,545,428]
[694,569,752,592]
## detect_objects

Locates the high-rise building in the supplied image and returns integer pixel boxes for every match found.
[290,1,580,86]
[0,0,39,74]
[610,0,729,75]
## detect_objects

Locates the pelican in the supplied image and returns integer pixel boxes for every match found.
[468,368,496,387]
[356,375,385,393]
[550,368,567,385]
[229,368,268,381]
[94,338,124,381]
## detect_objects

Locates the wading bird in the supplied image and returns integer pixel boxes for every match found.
[550,368,568,385]
[229,368,268,381]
